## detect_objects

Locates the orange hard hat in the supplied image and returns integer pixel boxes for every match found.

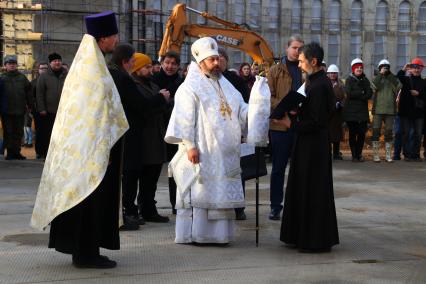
[411,57,425,67]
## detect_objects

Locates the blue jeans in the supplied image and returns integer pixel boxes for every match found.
[269,130,294,212]
[24,126,32,144]
[401,117,424,159]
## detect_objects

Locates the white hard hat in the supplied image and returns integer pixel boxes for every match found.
[378,59,390,68]
[191,37,219,63]
[327,64,339,73]
[351,58,363,66]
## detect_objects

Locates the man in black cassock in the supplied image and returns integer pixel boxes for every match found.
[45,12,122,269]
[273,42,339,252]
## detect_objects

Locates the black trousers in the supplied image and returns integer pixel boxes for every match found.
[2,114,24,156]
[38,113,56,157]
[33,112,42,156]
[122,164,163,217]
[49,142,122,257]
[332,142,340,157]
[346,121,367,159]
[167,143,178,210]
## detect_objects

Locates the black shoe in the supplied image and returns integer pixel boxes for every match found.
[138,215,146,225]
[269,210,281,220]
[144,213,169,223]
[357,156,364,162]
[333,155,343,160]
[235,209,247,220]
[119,215,139,231]
[172,208,177,215]
[72,255,117,269]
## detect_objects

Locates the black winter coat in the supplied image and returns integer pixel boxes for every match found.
[396,70,425,119]
[280,70,339,250]
[108,63,166,130]
[123,76,167,170]
[152,67,184,161]
[223,70,250,103]
[1,71,32,115]
[343,73,372,122]
[36,67,67,113]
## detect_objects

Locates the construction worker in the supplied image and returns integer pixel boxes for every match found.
[371,59,402,162]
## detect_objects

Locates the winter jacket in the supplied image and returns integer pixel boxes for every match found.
[36,66,67,113]
[396,70,426,119]
[343,73,373,122]
[267,61,301,131]
[371,72,402,115]
[0,71,32,115]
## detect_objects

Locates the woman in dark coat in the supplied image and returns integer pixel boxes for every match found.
[343,59,373,162]
[276,42,339,252]
[239,62,255,92]
[327,64,346,160]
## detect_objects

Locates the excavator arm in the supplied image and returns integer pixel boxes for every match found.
[158,3,275,67]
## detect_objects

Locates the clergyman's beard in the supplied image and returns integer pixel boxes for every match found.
[207,69,222,80]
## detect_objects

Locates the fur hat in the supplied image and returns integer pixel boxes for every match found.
[48,52,62,63]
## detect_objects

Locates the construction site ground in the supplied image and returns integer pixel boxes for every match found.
[0,146,425,283]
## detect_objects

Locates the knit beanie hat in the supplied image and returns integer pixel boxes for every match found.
[132,53,152,73]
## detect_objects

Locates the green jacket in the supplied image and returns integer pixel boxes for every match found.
[0,71,32,115]
[371,73,402,115]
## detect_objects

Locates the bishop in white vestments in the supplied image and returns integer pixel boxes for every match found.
[165,37,249,244]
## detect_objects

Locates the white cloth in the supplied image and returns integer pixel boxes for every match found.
[165,62,248,243]
[30,34,129,230]
[247,76,271,146]
[165,62,248,210]
[175,208,234,244]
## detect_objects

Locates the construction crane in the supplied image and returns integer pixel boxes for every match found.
[158,3,275,68]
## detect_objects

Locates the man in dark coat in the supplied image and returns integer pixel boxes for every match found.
[31,62,48,158]
[0,55,33,160]
[152,50,183,214]
[121,52,169,229]
[42,13,166,270]
[397,58,425,161]
[36,53,67,159]
[274,42,339,252]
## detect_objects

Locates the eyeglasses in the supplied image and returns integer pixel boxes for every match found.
[410,64,423,69]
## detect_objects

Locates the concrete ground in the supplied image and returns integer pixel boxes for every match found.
[0,153,425,284]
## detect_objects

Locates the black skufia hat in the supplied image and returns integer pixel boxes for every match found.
[85,11,118,39]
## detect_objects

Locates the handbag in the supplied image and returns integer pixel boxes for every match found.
[240,148,268,181]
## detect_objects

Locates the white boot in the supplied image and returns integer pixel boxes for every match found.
[385,142,393,163]
[373,141,380,162]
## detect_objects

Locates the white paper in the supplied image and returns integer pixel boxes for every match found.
[240,143,255,157]
[297,82,307,97]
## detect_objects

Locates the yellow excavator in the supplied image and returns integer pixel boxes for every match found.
[158,3,275,68]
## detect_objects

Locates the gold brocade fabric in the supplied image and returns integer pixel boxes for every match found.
[30,34,129,230]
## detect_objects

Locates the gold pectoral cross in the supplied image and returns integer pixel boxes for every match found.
[220,101,232,118]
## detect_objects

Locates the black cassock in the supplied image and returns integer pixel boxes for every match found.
[280,70,339,250]
[49,65,166,257]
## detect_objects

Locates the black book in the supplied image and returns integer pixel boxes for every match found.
[269,90,306,119]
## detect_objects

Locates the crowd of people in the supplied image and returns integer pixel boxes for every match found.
[0,10,424,269]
